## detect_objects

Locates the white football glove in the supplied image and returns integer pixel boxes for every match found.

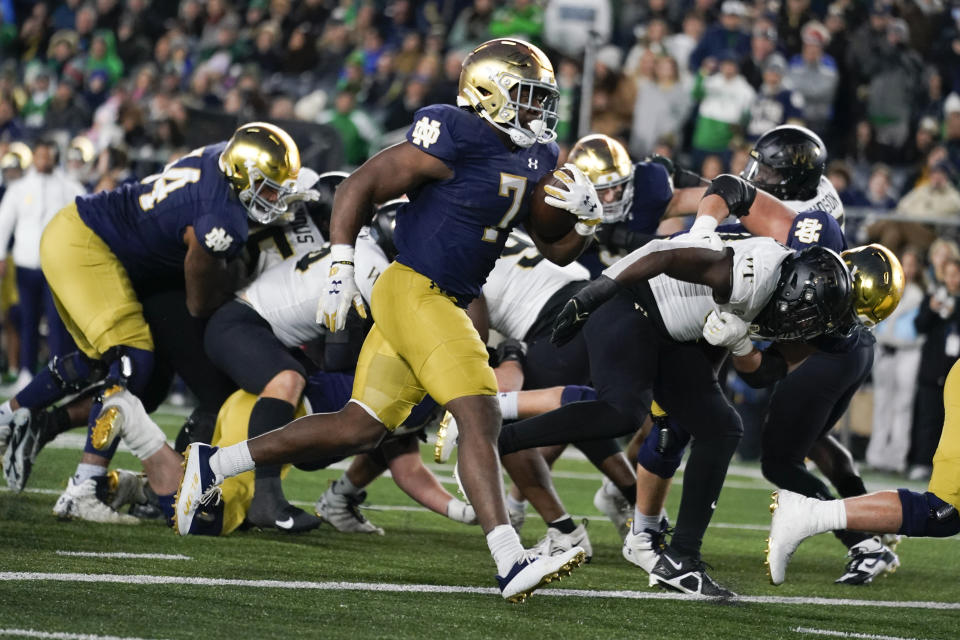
[682,215,724,251]
[702,310,754,356]
[316,244,368,332]
[543,163,603,236]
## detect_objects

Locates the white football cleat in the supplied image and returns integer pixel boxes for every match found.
[53,477,139,524]
[173,443,224,536]
[533,521,593,563]
[593,479,632,539]
[766,490,825,585]
[497,546,586,603]
[104,469,150,510]
[835,536,900,585]
[433,411,459,463]
[507,499,526,533]
[315,486,384,535]
[622,517,669,573]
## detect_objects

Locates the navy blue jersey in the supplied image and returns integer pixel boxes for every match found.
[717,210,846,253]
[393,105,559,301]
[577,160,672,278]
[76,143,248,283]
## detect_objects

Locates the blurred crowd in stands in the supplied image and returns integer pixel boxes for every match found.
[1,0,960,478]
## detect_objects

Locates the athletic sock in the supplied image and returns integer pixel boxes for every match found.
[506,494,527,512]
[497,392,518,420]
[617,482,637,505]
[209,442,254,478]
[248,398,295,481]
[549,515,576,534]
[487,524,525,576]
[73,462,106,484]
[332,473,362,496]
[632,508,663,535]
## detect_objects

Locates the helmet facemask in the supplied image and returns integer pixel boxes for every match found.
[238,161,299,224]
[467,77,560,148]
[741,156,791,200]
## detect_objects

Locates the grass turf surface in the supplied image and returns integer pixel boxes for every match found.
[1,408,958,640]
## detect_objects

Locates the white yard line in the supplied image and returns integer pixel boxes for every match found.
[0,629,161,640]
[793,626,925,640]
[55,551,190,561]
[1,572,959,610]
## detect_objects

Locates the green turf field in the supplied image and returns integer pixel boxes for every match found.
[1,407,958,640]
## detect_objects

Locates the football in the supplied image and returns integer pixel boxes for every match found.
[528,169,576,242]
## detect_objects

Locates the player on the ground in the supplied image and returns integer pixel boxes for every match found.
[176,39,603,603]
[29,123,307,519]
[766,359,960,584]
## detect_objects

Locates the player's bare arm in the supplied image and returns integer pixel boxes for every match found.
[183,226,242,317]
[328,142,454,245]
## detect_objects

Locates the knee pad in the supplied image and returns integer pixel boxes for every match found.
[898,489,960,538]
[636,417,690,478]
[561,385,597,405]
[48,351,107,393]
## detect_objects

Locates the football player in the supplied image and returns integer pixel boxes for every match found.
[616,126,902,587]
[176,38,603,603]
[766,358,960,584]
[501,175,857,597]
[31,123,308,519]
[201,170,346,532]
[570,134,706,278]
[91,371,477,536]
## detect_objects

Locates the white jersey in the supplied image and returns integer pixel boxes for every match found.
[782,175,844,226]
[603,236,792,342]
[247,206,326,278]
[483,231,590,340]
[239,232,388,348]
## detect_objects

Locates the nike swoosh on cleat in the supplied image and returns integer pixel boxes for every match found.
[665,555,683,571]
[275,517,295,530]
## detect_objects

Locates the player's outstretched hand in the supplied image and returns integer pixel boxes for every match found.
[544,163,603,236]
[702,310,753,356]
[316,245,368,332]
[551,275,621,346]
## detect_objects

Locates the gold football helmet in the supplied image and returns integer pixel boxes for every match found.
[568,134,635,223]
[218,121,302,224]
[841,243,905,326]
[1,141,33,172]
[457,38,560,148]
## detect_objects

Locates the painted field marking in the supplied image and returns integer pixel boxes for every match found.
[793,626,926,640]
[2,572,959,610]
[0,629,162,640]
[55,551,190,560]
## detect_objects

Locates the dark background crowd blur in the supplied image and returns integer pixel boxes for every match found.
[2,0,960,478]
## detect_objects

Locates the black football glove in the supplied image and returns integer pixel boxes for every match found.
[551,276,621,346]
[645,153,676,179]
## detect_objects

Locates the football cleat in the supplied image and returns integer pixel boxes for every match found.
[835,536,900,585]
[173,443,224,536]
[497,546,586,603]
[649,547,736,598]
[267,504,323,533]
[533,520,593,563]
[433,411,459,463]
[3,408,41,492]
[765,489,824,585]
[622,517,670,573]
[316,485,384,535]
[53,477,139,524]
[593,479,632,539]
[881,533,902,552]
[90,385,128,450]
[0,424,9,460]
[452,461,470,504]
[507,500,526,533]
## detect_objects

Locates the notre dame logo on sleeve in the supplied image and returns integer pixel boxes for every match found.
[411,117,442,149]
[793,218,823,244]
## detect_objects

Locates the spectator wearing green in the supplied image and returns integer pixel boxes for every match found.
[489,0,544,45]
[318,90,381,168]
[86,30,123,87]
[690,51,755,168]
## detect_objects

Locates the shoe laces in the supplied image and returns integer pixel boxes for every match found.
[199,485,222,508]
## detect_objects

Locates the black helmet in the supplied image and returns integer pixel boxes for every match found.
[303,170,348,238]
[751,246,854,342]
[741,125,826,201]
[368,198,404,261]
